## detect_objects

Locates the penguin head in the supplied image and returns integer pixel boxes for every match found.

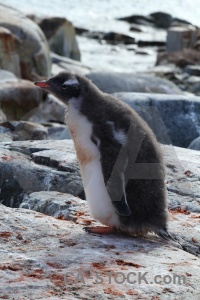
[34,72,82,104]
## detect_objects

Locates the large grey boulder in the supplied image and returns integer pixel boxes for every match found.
[0,27,21,77]
[0,4,51,80]
[0,140,83,207]
[188,136,200,150]
[0,78,44,120]
[28,93,66,124]
[0,121,48,141]
[0,120,71,142]
[0,69,18,82]
[38,17,80,61]
[114,92,200,148]
[86,72,183,94]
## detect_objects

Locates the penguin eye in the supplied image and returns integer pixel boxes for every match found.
[62,84,67,89]
[61,81,81,98]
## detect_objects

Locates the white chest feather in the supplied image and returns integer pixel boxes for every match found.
[66,101,120,227]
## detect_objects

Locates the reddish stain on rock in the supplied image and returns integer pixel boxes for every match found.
[92,262,106,269]
[46,262,62,269]
[184,170,192,176]
[192,237,198,243]
[104,287,123,296]
[0,232,12,238]
[127,289,139,295]
[0,264,22,271]
[169,208,190,215]
[115,259,142,268]
[27,269,44,279]
[82,219,92,225]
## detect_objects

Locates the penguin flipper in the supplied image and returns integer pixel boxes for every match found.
[91,124,131,216]
[106,174,131,217]
[111,193,131,216]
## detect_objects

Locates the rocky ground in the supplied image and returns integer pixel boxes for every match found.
[0,3,200,300]
[0,140,200,299]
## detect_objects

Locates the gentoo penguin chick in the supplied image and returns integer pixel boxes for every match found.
[34,72,171,240]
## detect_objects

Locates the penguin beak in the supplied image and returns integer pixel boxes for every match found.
[34,80,50,88]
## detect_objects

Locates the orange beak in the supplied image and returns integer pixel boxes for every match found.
[34,80,50,88]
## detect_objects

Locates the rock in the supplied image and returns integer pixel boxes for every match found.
[0,79,44,120]
[0,140,83,207]
[129,25,143,32]
[113,92,200,148]
[118,14,154,26]
[137,40,165,47]
[156,49,200,68]
[86,72,183,94]
[0,4,51,80]
[28,93,66,124]
[145,64,181,77]
[19,189,200,257]
[13,121,48,141]
[1,138,199,215]
[163,145,200,213]
[102,31,135,45]
[74,26,90,35]
[51,52,93,75]
[191,82,200,95]
[172,17,193,27]
[0,121,48,141]
[0,126,12,142]
[77,29,136,45]
[47,123,71,140]
[184,65,200,76]
[38,17,80,61]
[188,137,200,150]
[149,12,173,28]
[185,76,200,84]
[0,109,7,123]
[0,27,21,77]
[119,13,193,30]
[20,191,87,219]
[0,69,18,82]
[0,193,200,298]
[166,26,197,52]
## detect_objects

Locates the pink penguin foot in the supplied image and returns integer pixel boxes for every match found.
[83,226,117,234]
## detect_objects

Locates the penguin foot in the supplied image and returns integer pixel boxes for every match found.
[83,226,117,234]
